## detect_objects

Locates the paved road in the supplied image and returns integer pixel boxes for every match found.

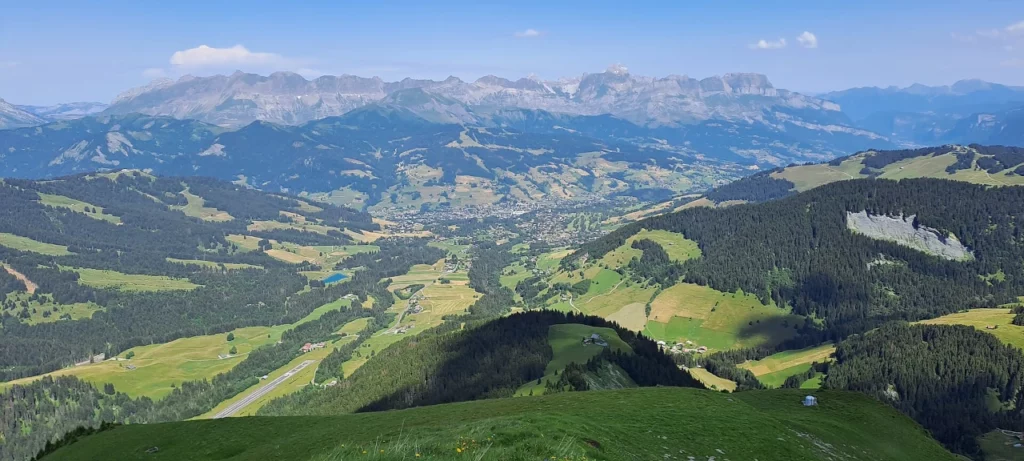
[212,359,316,418]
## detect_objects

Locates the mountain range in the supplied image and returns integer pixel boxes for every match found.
[3,69,1024,211]
[821,80,1024,146]
[0,108,747,210]
[0,100,108,129]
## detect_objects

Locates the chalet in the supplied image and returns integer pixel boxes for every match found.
[583,333,609,347]
[696,346,708,354]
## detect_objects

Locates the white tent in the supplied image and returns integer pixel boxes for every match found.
[803,395,818,406]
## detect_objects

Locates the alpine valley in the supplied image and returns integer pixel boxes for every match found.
[4,63,1024,461]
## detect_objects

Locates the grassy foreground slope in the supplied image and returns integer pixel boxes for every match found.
[42,388,955,461]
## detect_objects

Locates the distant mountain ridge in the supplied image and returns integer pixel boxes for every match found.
[92,66,890,165]
[16,102,108,122]
[821,80,1024,146]
[103,66,838,128]
[0,98,47,129]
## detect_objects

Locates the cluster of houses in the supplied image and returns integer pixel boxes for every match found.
[658,340,708,354]
[442,258,468,274]
[406,292,424,315]
[300,342,327,353]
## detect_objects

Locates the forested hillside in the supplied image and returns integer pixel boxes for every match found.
[572,178,1024,341]
[698,144,1024,206]
[0,171,463,461]
[260,310,700,417]
[0,171,378,381]
[564,177,1024,455]
[824,323,1024,457]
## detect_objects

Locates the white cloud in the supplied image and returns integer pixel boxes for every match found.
[142,67,167,79]
[797,31,818,49]
[958,20,1024,41]
[514,29,543,38]
[749,38,787,50]
[169,44,287,68]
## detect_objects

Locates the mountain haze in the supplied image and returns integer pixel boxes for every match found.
[822,80,1024,146]
[0,98,47,129]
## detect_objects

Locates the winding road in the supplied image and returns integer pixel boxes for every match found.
[212,359,315,418]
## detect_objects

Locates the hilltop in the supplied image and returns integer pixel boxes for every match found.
[38,387,955,461]
[659,144,1024,210]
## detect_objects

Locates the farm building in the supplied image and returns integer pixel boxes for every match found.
[301,342,326,353]
[583,333,609,347]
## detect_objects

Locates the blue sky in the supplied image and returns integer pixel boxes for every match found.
[2,0,1023,105]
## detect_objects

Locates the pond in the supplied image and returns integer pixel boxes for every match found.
[322,273,348,284]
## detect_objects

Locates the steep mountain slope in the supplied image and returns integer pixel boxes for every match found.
[36,388,957,461]
[0,98,47,129]
[100,67,889,165]
[0,110,745,209]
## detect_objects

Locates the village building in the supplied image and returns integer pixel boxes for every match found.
[301,342,326,353]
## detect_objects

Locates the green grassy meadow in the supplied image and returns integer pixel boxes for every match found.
[688,368,737,392]
[0,326,284,399]
[37,193,122,224]
[645,283,802,351]
[1,293,356,401]
[42,388,957,461]
[919,308,1024,350]
[739,344,836,388]
[0,232,72,256]
[4,291,103,325]
[71,267,200,292]
[166,258,262,270]
[173,189,234,222]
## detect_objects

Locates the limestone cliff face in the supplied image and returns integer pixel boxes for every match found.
[103,67,839,129]
[846,211,974,261]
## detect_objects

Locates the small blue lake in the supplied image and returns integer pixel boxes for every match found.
[322,273,348,284]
